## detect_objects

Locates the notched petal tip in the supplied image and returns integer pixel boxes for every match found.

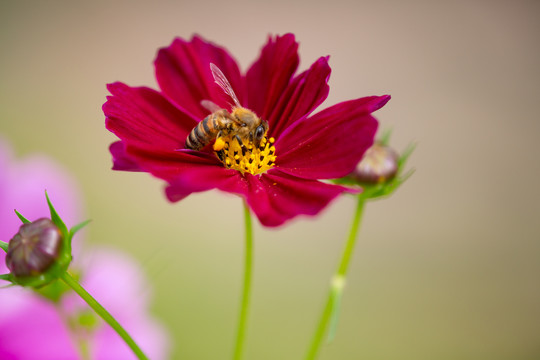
[246,33,300,118]
[109,141,142,172]
[266,54,332,137]
[371,94,391,112]
[165,185,190,203]
[277,32,297,43]
[106,81,126,93]
[276,94,385,180]
[154,35,244,119]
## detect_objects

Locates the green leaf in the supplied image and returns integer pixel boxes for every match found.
[77,310,100,330]
[397,142,416,171]
[69,219,92,237]
[14,209,30,224]
[45,191,68,238]
[0,240,8,253]
[378,128,392,146]
[0,274,12,282]
[36,278,71,302]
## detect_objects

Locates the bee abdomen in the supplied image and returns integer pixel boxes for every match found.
[185,115,219,150]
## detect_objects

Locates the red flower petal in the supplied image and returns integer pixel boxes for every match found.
[245,170,353,227]
[104,82,197,152]
[109,141,142,171]
[123,146,222,182]
[165,164,243,202]
[268,56,331,138]
[245,34,299,120]
[276,95,390,180]
[154,35,244,120]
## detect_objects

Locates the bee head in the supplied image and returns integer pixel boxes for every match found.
[233,107,258,127]
[253,120,268,148]
[232,108,268,147]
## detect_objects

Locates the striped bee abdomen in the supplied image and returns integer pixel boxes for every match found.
[185,114,220,150]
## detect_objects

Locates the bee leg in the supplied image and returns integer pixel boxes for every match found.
[234,134,244,148]
[213,131,226,151]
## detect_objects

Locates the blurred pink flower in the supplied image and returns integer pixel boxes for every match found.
[0,140,82,262]
[0,139,169,359]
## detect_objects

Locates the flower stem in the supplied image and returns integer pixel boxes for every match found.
[233,201,254,360]
[60,272,149,360]
[305,194,367,360]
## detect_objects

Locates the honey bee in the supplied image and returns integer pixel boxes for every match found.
[185,63,268,151]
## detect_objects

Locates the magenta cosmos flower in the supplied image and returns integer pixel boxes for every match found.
[104,34,390,226]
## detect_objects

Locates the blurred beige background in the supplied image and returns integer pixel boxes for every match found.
[1,1,539,359]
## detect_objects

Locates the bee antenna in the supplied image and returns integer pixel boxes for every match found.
[210,63,241,108]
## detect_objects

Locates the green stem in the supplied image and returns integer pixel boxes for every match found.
[60,272,149,360]
[305,195,367,360]
[233,201,254,360]
[336,195,366,277]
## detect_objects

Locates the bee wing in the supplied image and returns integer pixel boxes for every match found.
[200,99,223,113]
[210,63,241,108]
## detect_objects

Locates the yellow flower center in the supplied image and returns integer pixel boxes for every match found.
[215,135,276,175]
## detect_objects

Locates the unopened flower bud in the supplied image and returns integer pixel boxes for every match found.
[351,143,399,184]
[6,218,63,278]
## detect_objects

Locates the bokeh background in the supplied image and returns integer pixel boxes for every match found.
[1,1,539,359]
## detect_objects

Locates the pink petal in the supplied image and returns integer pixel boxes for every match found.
[95,317,170,360]
[245,170,353,227]
[245,34,299,120]
[0,292,78,359]
[104,82,197,153]
[0,139,83,248]
[268,56,331,138]
[75,248,171,360]
[77,248,150,313]
[276,95,390,180]
[154,35,244,119]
